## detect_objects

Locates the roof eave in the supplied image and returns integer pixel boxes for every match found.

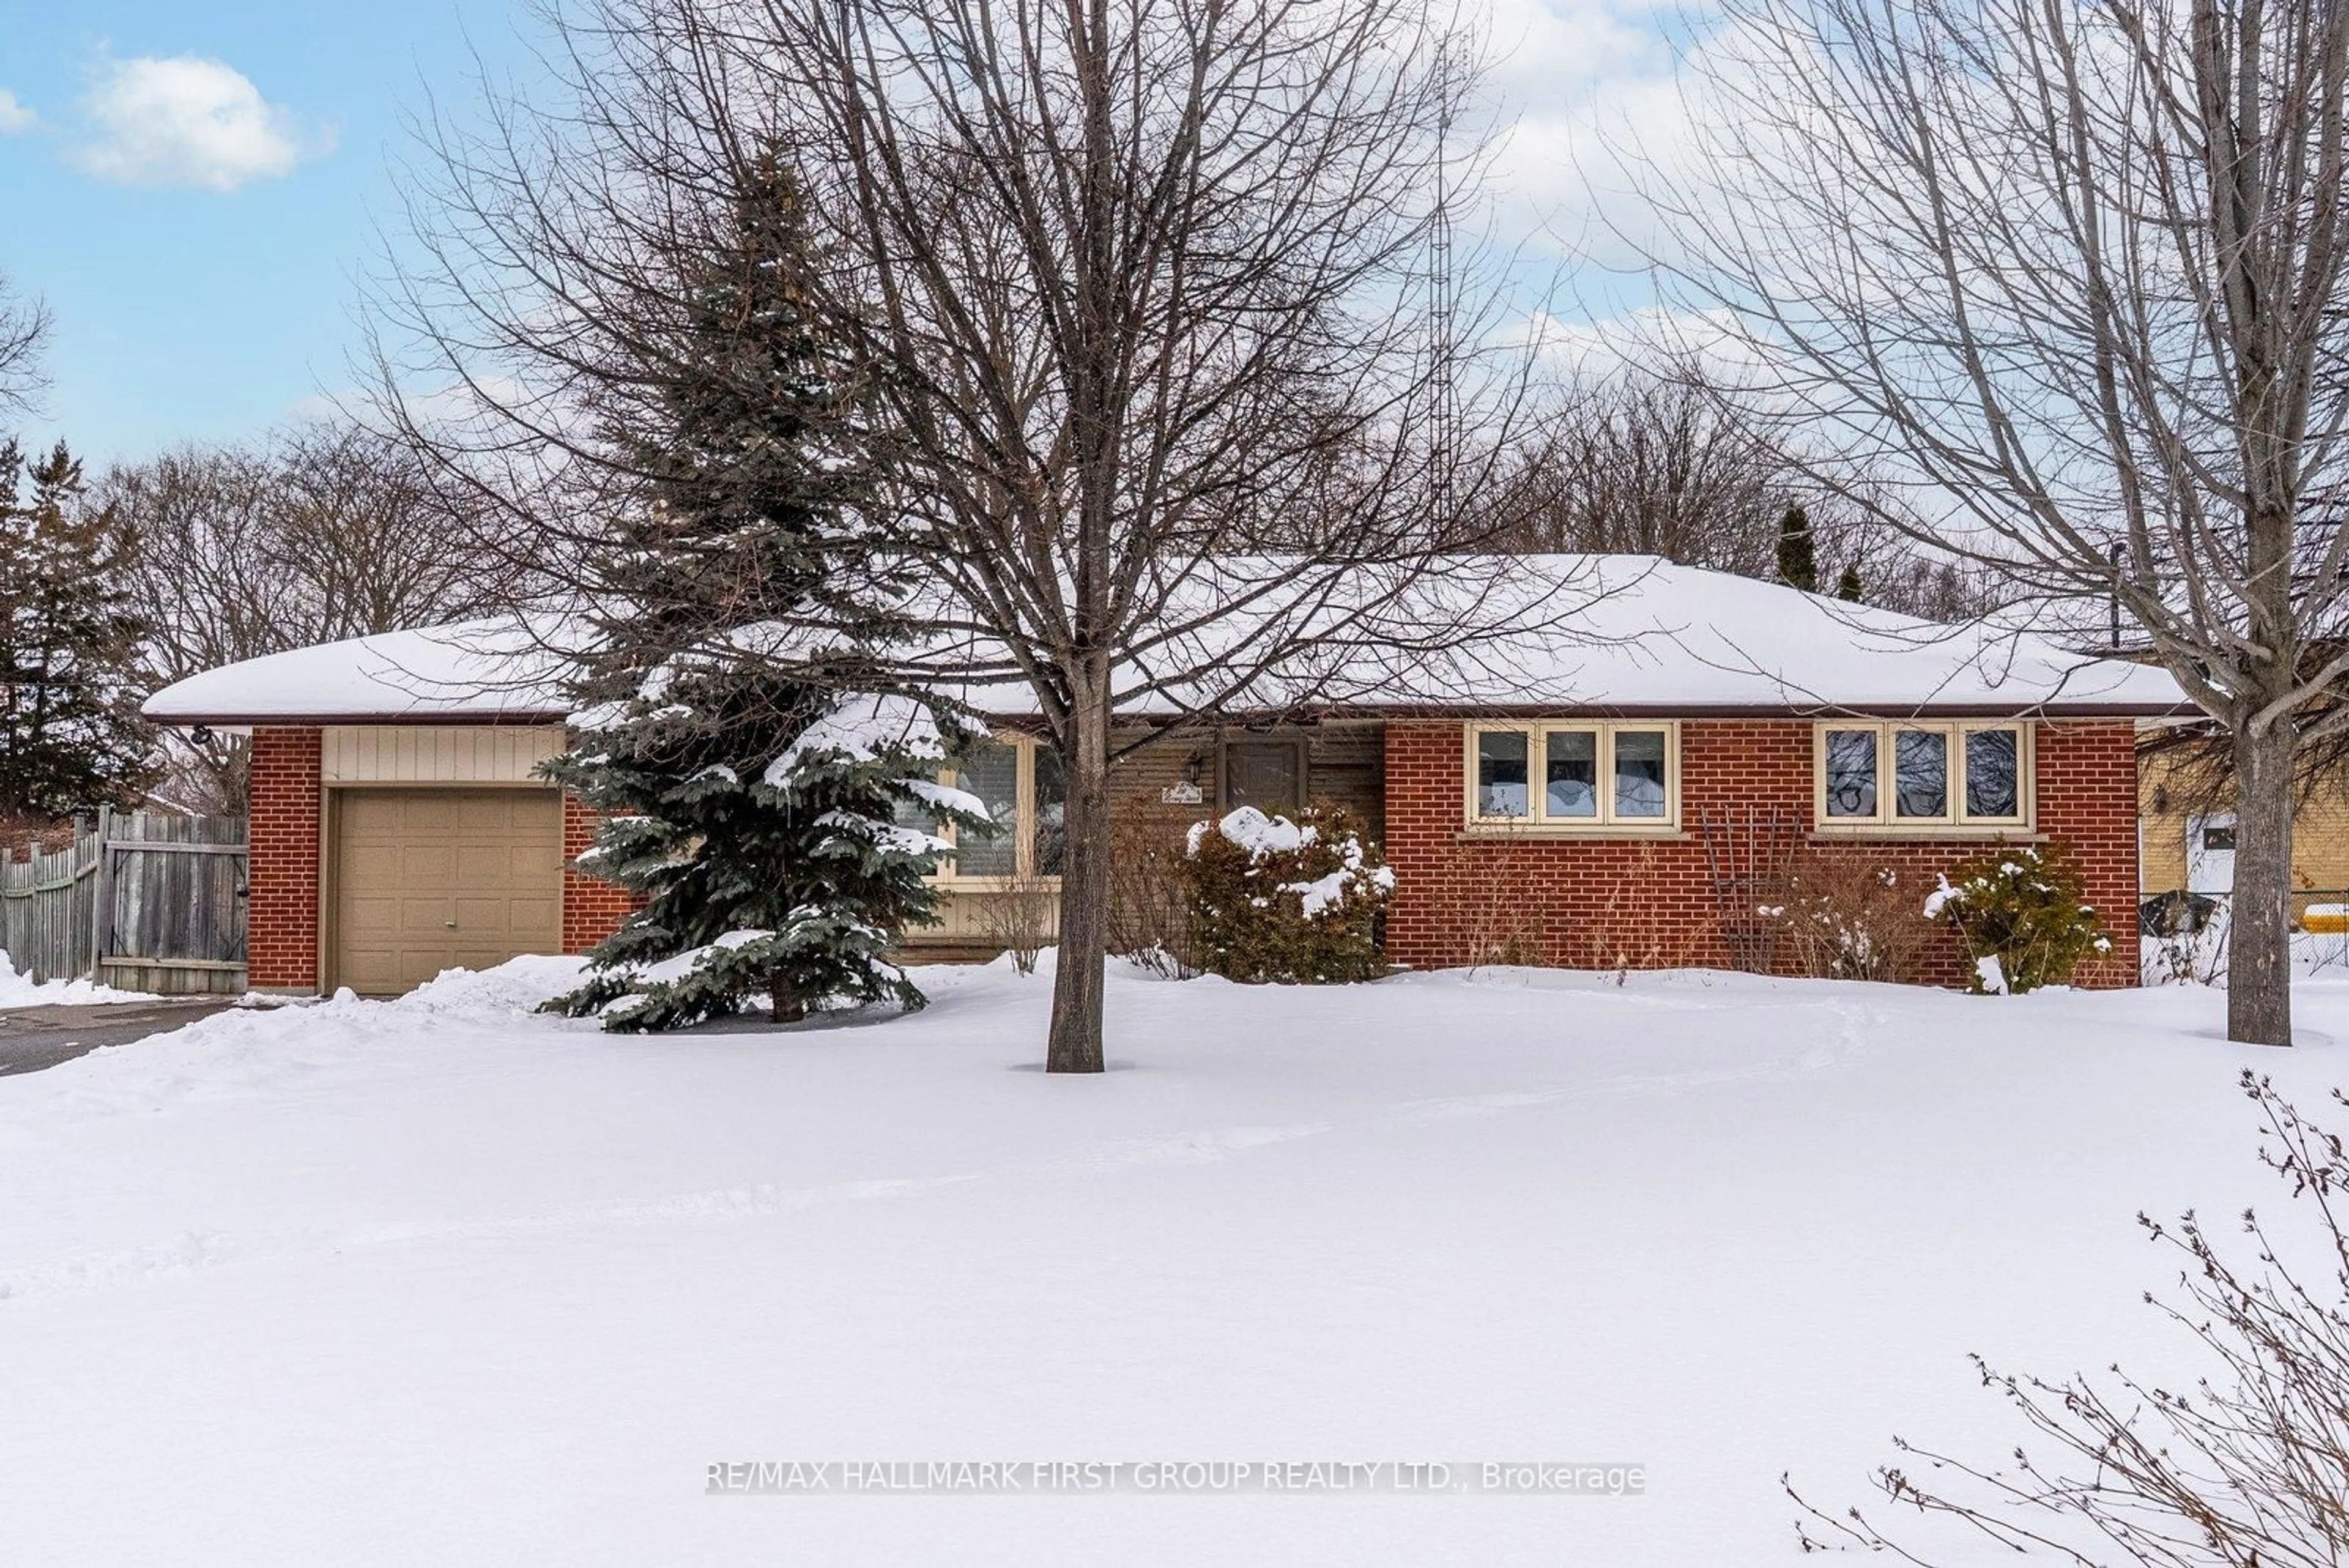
[145,699,2197,730]
[962,699,2200,726]
[141,710,572,729]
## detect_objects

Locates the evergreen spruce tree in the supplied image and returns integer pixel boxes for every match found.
[1775,504,1819,592]
[543,154,984,1033]
[0,442,155,819]
[1833,562,1863,602]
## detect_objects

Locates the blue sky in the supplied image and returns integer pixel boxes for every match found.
[1,0,533,465]
[0,1,1682,468]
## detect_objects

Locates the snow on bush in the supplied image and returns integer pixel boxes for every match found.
[1773,854,1937,984]
[1924,839,2111,995]
[1182,804,1392,984]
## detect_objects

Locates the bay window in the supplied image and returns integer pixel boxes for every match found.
[1816,721,2028,830]
[1469,723,1679,829]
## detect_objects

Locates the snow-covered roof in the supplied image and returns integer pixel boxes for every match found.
[142,619,573,727]
[140,557,2191,727]
[1282,555,2190,716]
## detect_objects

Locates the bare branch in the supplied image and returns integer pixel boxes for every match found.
[1625,0,2349,1044]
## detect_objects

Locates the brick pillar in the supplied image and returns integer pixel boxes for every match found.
[247,727,322,992]
[1380,722,1461,970]
[2036,719,2143,988]
[562,791,639,954]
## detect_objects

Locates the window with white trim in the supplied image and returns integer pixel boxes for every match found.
[1815,721,2028,829]
[933,737,1066,881]
[1467,723,1679,828]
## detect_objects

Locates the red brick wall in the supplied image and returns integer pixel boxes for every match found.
[247,727,322,991]
[562,790,639,954]
[242,719,2142,992]
[1381,718,2141,989]
[2033,721,2141,987]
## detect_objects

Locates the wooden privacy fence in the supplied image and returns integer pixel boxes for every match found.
[0,809,247,995]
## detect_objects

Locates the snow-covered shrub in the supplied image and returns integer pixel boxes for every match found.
[1924,839,2111,994]
[1775,853,1936,983]
[1183,804,1392,984]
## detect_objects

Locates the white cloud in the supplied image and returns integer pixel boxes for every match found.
[1481,0,1679,94]
[1505,303,1757,385]
[1450,1,1714,266]
[72,54,330,191]
[0,91,37,135]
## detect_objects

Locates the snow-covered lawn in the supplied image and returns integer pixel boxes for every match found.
[3,956,2342,1565]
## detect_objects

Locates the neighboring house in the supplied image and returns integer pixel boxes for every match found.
[142,557,2188,995]
[2139,727,2349,916]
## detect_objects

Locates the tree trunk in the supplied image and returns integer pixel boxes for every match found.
[2228,716,2295,1046]
[770,968,805,1024]
[1045,671,1113,1074]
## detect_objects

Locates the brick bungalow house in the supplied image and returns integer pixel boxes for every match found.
[142,557,2188,995]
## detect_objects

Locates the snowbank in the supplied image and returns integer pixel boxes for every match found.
[0,949,157,1009]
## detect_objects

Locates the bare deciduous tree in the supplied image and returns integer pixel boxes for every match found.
[101,420,517,808]
[379,0,1556,1071]
[1636,0,2349,1045]
[0,270,49,419]
[1502,366,1794,574]
[1501,360,1995,619]
[269,422,520,641]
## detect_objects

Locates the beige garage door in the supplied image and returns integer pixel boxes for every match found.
[332,788,564,995]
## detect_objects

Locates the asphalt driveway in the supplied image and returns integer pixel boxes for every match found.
[0,1000,240,1077]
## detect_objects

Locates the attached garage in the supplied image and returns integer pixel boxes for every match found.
[130,622,631,997]
[329,788,564,995]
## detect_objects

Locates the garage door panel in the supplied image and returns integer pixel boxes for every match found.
[398,898,455,935]
[399,796,467,832]
[512,846,563,879]
[344,844,403,882]
[445,858,501,894]
[505,895,559,927]
[339,954,403,994]
[339,793,403,831]
[400,844,458,880]
[344,893,401,929]
[333,787,564,995]
[453,850,552,893]
[451,894,501,925]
